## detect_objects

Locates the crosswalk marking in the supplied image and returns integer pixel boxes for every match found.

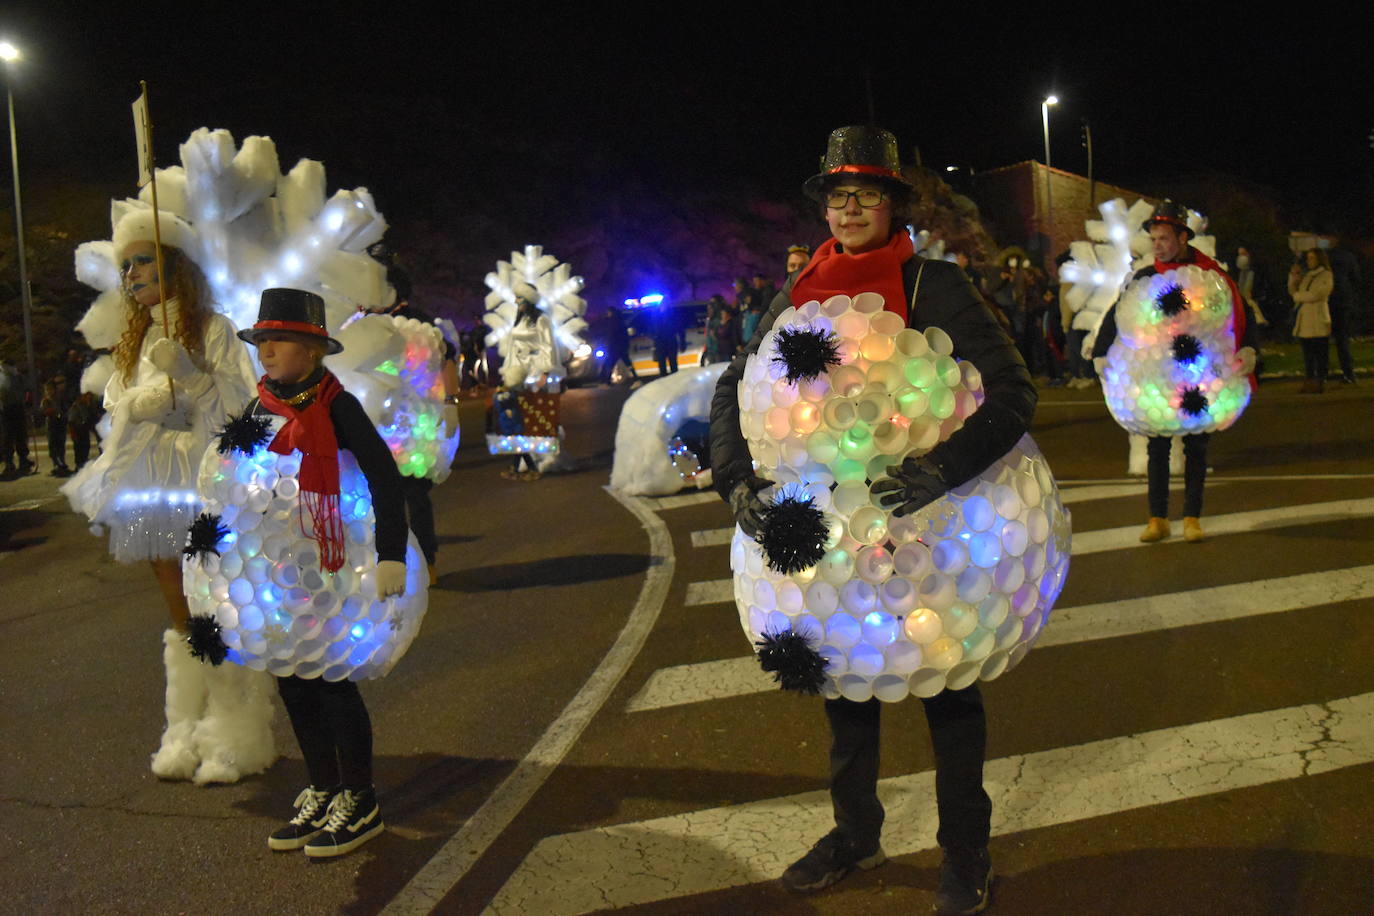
[683,499,1374,605]
[688,493,1368,553]
[629,565,1374,713]
[486,691,1374,915]
[651,490,719,511]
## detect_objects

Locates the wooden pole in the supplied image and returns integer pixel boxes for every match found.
[136,81,174,406]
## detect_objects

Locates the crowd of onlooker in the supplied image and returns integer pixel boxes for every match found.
[0,348,105,480]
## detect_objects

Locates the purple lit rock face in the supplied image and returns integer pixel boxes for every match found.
[182,444,429,681]
[731,292,1071,702]
[1102,266,1251,436]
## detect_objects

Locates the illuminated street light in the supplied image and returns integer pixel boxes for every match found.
[1041,94,1060,270]
[2,38,36,396]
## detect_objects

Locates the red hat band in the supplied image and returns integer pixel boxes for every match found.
[252,319,329,338]
[827,164,903,180]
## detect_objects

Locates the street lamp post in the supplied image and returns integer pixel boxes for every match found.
[1041,94,1058,267]
[1,40,35,399]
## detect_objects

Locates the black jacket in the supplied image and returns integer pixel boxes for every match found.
[710,257,1036,501]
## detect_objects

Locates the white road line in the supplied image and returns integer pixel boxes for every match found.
[682,499,1374,607]
[651,490,720,511]
[486,691,1374,914]
[684,578,733,606]
[1072,497,1374,555]
[628,565,1374,713]
[1061,473,1374,485]
[687,483,1180,548]
[381,487,676,915]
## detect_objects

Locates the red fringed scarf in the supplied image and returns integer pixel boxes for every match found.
[1158,247,1253,390]
[791,231,914,321]
[257,372,347,572]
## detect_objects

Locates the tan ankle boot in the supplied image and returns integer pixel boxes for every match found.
[1183,517,1204,542]
[1139,517,1171,543]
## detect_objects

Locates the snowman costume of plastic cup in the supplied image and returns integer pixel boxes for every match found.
[732,292,1071,702]
[1101,266,1251,436]
[182,419,429,681]
[332,312,459,484]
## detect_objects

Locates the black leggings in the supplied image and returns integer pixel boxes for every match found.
[276,675,373,789]
[401,475,437,565]
[1148,433,1209,518]
[825,686,992,852]
[1299,336,1329,381]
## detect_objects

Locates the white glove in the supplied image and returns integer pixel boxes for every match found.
[1236,346,1257,376]
[125,384,174,423]
[1092,357,1108,379]
[376,560,407,598]
[149,338,199,382]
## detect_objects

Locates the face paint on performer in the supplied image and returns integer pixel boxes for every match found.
[119,240,163,307]
[256,334,323,384]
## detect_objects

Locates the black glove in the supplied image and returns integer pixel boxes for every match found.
[729,475,774,539]
[870,456,948,518]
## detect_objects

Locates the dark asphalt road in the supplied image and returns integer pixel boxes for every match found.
[2,378,1371,915]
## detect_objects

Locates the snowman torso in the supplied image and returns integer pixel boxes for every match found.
[1102,265,1251,436]
[183,413,429,681]
[732,292,1071,702]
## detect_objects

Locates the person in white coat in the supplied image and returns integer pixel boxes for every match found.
[62,209,275,784]
[1288,248,1333,393]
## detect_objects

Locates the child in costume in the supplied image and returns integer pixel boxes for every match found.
[61,208,274,784]
[232,288,409,857]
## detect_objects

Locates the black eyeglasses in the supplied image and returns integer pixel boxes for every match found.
[825,188,886,209]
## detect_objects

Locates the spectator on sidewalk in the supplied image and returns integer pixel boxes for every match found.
[68,390,101,470]
[1289,248,1334,394]
[1327,239,1362,384]
[40,376,72,477]
[0,360,36,478]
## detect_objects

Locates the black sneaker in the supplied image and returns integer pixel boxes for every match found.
[268,786,338,851]
[934,846,992,915]
[780,829,886,893]
[303,786,384,858]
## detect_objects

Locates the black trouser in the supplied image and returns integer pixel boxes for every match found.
[400,475,437,565]
[1299,337,1329,381]
[1329,307,1353,379]
[0,403,30,464]
[1147,433,1209,518]
[46,419,67,469]
[276,675,373,789]
[826,686,992,853]
[511,453,536,472]
[70,424,92,467]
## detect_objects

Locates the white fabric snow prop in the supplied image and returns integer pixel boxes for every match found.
[732,294,1071,702]
[69,127,450,479]
[483,245,588,386]
[183,431,429,681]
[610,363,725,496]
[1101,266,1250,436]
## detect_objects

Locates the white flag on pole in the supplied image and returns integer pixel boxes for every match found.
[131,87,152,188]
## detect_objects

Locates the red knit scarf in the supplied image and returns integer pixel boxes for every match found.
[791,231,914,320]
[257,371,346,572]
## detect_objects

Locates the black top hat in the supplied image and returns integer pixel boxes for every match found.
[237,288,344,354]
[803,126,914,201]
[1142,200,1195,239]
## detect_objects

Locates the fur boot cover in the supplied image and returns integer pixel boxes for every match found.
[150,629,208,780]
[191,662,277,785]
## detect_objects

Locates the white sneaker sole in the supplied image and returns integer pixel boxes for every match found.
[303,821,385,858]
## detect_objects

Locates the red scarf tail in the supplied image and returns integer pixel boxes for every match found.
[299,489,346,573]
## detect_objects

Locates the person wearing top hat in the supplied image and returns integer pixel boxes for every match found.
[1091,200,1258,544]
[61,208,266,784]
[235,288,408,857]
[710,125,1036,914]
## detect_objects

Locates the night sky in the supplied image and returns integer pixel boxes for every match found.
[3,2,1370,231]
